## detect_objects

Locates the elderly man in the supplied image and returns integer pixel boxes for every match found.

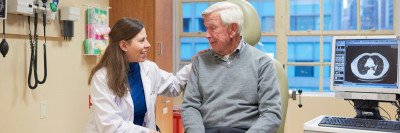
[181,1,282,133]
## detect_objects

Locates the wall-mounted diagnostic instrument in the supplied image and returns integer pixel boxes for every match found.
[0,0,7,57]
[27,0,51,89]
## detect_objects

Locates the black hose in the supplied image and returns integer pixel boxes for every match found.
[28,16,38,89]
[27,4,48,89]
[38,7,47,84]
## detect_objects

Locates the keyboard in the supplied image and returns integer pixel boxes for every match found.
[318,116,400,132]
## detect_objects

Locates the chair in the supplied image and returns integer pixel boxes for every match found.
[273,59,289,133]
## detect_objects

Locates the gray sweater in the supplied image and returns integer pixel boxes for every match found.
[182,41,282,133]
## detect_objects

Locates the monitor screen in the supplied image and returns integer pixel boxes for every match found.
[331,36,400,94]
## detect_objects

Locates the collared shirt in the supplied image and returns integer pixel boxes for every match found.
[214,39,245,64]
[222,40,243,60]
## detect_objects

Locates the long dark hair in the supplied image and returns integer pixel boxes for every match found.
[88,18,144,98]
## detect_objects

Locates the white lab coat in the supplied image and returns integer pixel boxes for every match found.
[86,60,191,133]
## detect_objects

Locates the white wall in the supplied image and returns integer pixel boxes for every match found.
[0,0,108,132]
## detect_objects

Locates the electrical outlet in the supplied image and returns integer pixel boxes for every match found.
[162,107,168,115]
[40,101,48,119]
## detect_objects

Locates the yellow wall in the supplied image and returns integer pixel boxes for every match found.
[0,0,108,132]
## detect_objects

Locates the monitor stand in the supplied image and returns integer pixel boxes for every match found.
[352,100,382,120]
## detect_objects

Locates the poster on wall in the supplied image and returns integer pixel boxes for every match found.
[0,0,6,19]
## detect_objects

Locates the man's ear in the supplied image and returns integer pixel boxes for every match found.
[119,41,127,51]
[228,23,239,38]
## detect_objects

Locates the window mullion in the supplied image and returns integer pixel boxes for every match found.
[357,0,361,32]
[275,0,289,64]
[286,62,325,66]
[320,0,324,31]
[319,0,324,92]
[319,36,324,92]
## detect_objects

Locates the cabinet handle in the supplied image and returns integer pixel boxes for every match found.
[157,42,163,55]
[162,100,170,103]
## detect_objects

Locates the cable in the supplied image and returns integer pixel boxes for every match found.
[381,116,390,121]
[347,100,386,119]
[347,100,354,107]
[393,100,400,121]
[378,106,391,120]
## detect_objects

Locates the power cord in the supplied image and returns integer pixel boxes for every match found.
[378,106,391,120]
[392,100,400,121]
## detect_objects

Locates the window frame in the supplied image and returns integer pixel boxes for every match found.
[174,0,395,93]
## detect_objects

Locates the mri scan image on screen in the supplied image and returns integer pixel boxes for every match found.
[331,36,400,94]
[346,46,397,84]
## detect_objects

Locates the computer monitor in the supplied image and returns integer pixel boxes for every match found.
[330,36,400,119]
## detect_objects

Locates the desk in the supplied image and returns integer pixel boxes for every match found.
[304,115,393,133]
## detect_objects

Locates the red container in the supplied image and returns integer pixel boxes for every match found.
[173,111,184,133]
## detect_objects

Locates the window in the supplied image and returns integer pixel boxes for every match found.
[290,0,320,31]
[360,0,393,30]
[288,36,320,62]
[295,66,315,77]
[256,36,277,57]
[180,37,209,62]
[288,66,320,92]
[182,2,209,33]
[248,0,275,32]
[323,66,331,92]
[183,18,191,32]
[286,0,393,92]
[176,0,393,93]
[179,0,276,68]
[324,0,357,30]
[323,36,332,62]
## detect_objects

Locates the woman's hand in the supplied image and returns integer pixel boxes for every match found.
[149,130,160,133]
[192,49,209,62]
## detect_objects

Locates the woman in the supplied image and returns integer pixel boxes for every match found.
[86,18,191,133]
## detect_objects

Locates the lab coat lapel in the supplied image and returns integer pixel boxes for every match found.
[125,90,134,112]
[139,62,152,111]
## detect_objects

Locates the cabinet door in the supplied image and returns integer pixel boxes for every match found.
[155,0,174,132]
[109,0,156,61]
[155,96,173,133]
[154,0,173,71]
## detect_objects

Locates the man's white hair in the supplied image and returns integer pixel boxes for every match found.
[202,1,244,34]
